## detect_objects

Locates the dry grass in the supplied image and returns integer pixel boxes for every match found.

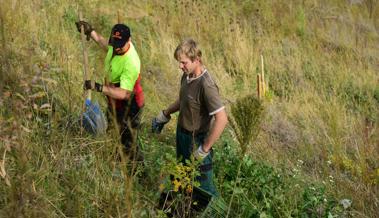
[1,0,378,217]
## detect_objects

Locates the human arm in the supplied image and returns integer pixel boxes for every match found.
[201,108,228,152]
[83,80,132,100]
[89,31,108,52]
[152,99,180,133]
[194,77,228,159]
[102,86,132,100]
[75,21,108,51]
[101,57,139,100]
[163,98,180,117]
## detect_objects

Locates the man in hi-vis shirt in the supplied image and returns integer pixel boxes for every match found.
[76,21,144,161]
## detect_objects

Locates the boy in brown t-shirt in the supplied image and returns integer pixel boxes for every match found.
[152,38,228,196]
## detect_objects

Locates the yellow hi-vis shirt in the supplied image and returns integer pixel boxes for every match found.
[104,42,140,91]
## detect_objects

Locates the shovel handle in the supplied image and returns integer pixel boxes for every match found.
[79,12,91,100]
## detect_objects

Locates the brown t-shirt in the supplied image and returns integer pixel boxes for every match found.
[178,70,224,133]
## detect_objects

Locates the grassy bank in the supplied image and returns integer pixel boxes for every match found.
[1,0,378,217]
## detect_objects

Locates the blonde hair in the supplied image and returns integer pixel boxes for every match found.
[174,38,202,62]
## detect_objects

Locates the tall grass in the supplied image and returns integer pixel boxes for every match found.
[1,0,378,217]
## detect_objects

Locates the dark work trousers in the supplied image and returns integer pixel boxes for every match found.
[107,95,143,161]
[176,126,218,196]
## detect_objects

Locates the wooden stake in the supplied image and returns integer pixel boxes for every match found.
[260,73,264,98]
[261,54,265,96]
[257,74,261,99]
[79,11,91,134]
[79,11,91,99]
[117,10,121,23]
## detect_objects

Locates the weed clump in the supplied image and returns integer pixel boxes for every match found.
[229,95,264,155]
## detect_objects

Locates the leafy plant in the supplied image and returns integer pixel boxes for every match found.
[159,157,201,218]
[296,184,343,218]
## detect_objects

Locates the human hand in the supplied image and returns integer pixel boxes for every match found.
[84,80,103,92]
[193,145,209,160]
[152,111,171,133]
[75,20,94,41]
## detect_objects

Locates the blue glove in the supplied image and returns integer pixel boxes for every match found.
[152,111,170,133]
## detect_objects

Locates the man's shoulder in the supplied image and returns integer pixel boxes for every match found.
[122,45,140,70]
[201,70,217,87]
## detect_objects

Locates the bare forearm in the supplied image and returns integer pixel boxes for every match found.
[102,86,131,100]
[164,99,180,116]
[90,31,108,51]
[202,109,228,152]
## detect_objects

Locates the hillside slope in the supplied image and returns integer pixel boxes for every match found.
[1,0,378,217]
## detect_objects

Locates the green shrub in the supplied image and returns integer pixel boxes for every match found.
[296,184,343,218]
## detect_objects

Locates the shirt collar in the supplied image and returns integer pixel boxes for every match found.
[186,68,207,84]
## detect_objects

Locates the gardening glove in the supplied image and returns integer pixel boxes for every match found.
[84,80,103,92]
[193,145,209,160]
[152,111,170,133]
[75,20,94,41]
